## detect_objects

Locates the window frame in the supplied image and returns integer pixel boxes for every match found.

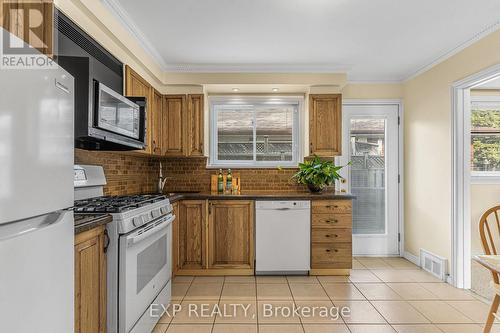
[470,95,500,183]
[208,95,304,168]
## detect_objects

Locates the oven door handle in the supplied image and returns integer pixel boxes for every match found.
[126,214,175,247]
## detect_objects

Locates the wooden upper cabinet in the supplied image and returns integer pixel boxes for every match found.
[162,94,186,156]
[178,200,206,270]
[309,94,342,156]
[151,89,163,155]
[1,0,54,56]
[74,226,106,333]
[124,65,152,153]
[208,200,254,269]
[187,94,204,157]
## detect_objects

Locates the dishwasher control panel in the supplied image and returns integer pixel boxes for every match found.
[255,200,310,210]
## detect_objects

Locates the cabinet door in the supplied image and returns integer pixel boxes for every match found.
[208,200,254,269]
[178,200,206,269]
[187,94,204,156]
[162,95,186,156]
[74,226,106,333]
[1,0,54,56]
[309,94,342,156]
[125,65,152,153]
[151,89,163,155]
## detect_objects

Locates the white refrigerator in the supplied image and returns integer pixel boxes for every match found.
[0,30,75,333]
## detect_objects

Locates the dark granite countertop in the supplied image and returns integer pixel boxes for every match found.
[74,213,112,235]
[166,191,355,203]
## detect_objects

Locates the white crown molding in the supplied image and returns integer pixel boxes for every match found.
[101,0,168,71]
[347,79,403,85]
[162,63,352,73]
[403,19,500,82]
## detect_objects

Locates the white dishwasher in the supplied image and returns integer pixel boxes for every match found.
[256,201,310,274]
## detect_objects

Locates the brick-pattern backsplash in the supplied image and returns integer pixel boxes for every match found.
[75,149,158,195]
[75,150,309,195]
[160,157,308,193]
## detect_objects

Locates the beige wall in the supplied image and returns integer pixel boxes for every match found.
[403,29,500,270]
[342,83,403,99]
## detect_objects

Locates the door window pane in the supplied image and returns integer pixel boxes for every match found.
[350,119,386,234]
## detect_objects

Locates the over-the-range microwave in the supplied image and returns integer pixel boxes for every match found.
[91,80,146,150]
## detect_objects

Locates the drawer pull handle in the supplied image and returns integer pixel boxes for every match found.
[325,234,331,238]
[325,205,339,209]
[325,249,331,253]
[326,219,338,223]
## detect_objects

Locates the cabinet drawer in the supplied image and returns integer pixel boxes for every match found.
[312,200,352,214]
[312,228,351,243]
[311,242,352,268]
[312,214,352,228]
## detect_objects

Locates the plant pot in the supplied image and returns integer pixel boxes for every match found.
[307,183,324,193]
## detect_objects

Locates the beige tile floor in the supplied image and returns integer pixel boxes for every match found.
[154,257,499,333]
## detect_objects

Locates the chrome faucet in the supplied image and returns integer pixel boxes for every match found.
[158,161,168,193]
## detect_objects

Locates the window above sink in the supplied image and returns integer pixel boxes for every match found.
[208,96,304,168]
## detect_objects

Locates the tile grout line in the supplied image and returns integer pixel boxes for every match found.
[316,276,352,330]
[166,276,195,332]
[211,276,225,333]
[366,267,446,328]
[285,275,306,333]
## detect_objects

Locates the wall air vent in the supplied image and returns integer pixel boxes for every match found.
[420,249,447,281]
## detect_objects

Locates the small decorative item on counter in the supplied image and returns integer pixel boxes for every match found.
[226,169,232,193]
[232,177,240,194]
[291,155,350,193]
[217,169,224,194]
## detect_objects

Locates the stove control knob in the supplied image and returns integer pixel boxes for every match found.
[160,206,167,215]
[152,209,160,219]
[142,213,150,223]
[132,216,143,227]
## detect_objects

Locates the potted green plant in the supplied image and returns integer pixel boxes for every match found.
[292,155,349,193]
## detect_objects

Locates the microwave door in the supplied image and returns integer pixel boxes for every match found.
[95,82,140,140]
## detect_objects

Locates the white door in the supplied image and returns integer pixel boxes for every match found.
[337,103,400,256]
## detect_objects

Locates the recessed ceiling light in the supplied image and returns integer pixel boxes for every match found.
[232,88,239,92]
[272,88,279,92]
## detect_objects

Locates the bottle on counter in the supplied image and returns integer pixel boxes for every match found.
[217,169,224,194]
[226,169,232,194]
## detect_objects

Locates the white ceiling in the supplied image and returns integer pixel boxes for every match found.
[107,0,500,82]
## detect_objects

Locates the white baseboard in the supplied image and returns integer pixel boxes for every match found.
[404,251,420,266]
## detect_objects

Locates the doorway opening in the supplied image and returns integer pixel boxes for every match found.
[452,64,500,290]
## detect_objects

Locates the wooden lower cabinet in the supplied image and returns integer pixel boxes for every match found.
[310,200,353,275]
[174,200,254,275]
[173,198,351,276]
[74,226,107,333]
[208,200,254,270]
[177,200,207,271]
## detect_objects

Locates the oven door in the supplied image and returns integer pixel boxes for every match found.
[118,214,173,333]
[94,81,141,140]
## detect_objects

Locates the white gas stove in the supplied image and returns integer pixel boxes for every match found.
[74,165,174,333]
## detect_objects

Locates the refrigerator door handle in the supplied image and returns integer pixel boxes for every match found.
[0,211,69,241]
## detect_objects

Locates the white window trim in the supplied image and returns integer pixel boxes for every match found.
[470,95,500,183]
[208,95,304,168]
